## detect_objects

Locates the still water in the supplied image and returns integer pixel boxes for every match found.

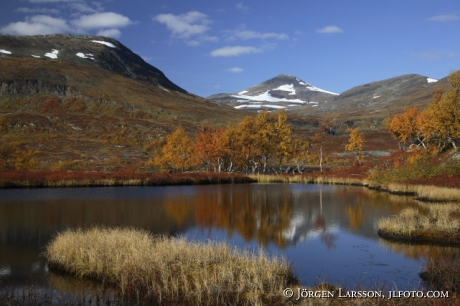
[0,183,457,293]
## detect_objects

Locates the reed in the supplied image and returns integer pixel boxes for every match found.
[45,227,297,305]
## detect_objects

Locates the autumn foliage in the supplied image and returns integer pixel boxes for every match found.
[345,127,365,164]
[149,110,293,174]
[386,70,460,152]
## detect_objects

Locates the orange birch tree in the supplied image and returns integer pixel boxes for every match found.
[194,127,225,172]
[154,125,195,172]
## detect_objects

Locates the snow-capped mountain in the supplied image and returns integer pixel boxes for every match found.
[208,74,338,110]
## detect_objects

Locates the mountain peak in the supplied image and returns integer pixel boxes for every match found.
[208,74,338,111]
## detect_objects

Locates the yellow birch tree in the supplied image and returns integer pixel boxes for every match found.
[345,127,365,165]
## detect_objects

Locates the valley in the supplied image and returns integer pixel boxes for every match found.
[0,34,454,172]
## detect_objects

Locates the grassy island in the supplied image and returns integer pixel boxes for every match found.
[378,203,460,245]
[45,227,298,306]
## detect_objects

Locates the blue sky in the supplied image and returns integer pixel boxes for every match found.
[0,0,459,97]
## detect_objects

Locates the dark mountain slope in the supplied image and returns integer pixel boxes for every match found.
[0,34,186,93]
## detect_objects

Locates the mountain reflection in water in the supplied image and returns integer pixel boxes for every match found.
[0,184,456,290]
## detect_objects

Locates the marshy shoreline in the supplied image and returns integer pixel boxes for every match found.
[0,170,256,188]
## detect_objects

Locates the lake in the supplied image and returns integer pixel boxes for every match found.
[0,183,458,295]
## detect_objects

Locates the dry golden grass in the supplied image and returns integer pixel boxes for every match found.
[378,203,460,244]
[397,184,460,202]
[250,174,366,186]
[45,227,297,305]
[0,170,255,188]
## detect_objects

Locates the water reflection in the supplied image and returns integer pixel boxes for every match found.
[0,184,456,290]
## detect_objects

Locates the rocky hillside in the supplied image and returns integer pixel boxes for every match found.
[208,74,338,111]
[0,34,242,170]
[296,74,449,123]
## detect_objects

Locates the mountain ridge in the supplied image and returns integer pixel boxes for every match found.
[301,73,449,121]
[0,34,187,94]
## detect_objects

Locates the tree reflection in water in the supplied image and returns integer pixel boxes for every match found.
[316,187,337,249]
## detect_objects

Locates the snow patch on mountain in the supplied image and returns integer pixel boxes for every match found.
[305,84,339,95]
[91,40,116,48]
[44,49,59,59]
[427,78,438,83]
[76,52,95,60]
[31,55,40,58]
[232,91,306,103]
[235,104,286,109]
[274,84,296,95]
[0,49,12,54]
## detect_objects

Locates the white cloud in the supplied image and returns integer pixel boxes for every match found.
[186,35,218,47]
[0,15,70,35]
[154,11,211,39]
[69,2,99,13]
[97,28,121,38]
[427,14,459,22]
[226,29,288,40]
[72,12,133,29]
[226,67,244,73]
[317,25,343,34]
[236,3,249,12]
[1,6,133,36]
[418,50,456,60]
[210,46,262,57]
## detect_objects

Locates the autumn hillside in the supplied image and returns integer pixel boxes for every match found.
[0,34,243,170]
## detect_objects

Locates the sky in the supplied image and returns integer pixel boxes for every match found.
[0,0,459,97]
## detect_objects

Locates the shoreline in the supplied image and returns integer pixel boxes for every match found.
[3,170,460,204]
[0,170,256,188]
[250,173,460,246]
[2,170,459,246]
[250,174,460,203]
